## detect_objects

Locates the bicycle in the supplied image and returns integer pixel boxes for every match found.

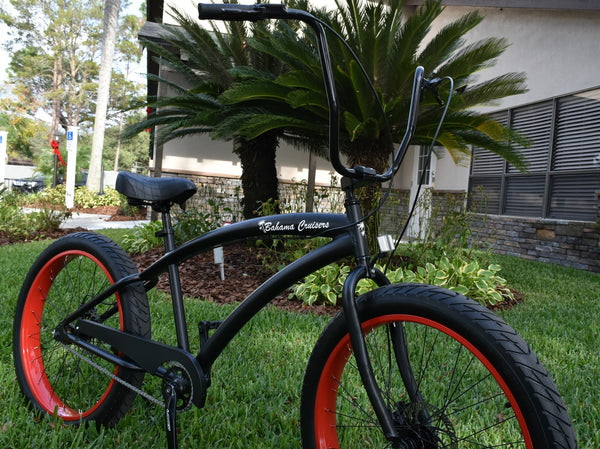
[13,4,577,448]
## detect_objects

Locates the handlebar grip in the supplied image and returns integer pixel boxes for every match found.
[198,3,288,21]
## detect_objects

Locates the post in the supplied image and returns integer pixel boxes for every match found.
[65,126,79,209]
[305,152,317,212]
[0,131,7,186]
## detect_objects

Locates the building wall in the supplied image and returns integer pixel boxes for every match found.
[427,6,600,109]
[472,213,600,273]
[424,191,600,273]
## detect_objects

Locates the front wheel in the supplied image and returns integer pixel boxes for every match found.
[301,283,577,448]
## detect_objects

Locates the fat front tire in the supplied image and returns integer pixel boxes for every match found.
[13,232,151,427]
[301,283,577,449]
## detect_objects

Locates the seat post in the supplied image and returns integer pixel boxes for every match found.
[160,208,190,352]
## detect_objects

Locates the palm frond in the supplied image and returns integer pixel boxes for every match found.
[457,72,528,108]
[418,10,483,74]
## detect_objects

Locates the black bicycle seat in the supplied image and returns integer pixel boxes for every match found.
[115,171,197,208]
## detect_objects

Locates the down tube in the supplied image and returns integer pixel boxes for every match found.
[197,233,354,370]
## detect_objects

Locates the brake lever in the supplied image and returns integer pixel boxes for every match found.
[424,78,445,106]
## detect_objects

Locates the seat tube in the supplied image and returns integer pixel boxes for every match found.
[161,211,190,352]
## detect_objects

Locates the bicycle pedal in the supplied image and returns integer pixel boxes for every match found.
[198,320,222,348]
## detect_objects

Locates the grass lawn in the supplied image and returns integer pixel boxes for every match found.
[0,230,597,448]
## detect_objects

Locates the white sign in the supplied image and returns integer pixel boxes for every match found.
[65,126,78,209]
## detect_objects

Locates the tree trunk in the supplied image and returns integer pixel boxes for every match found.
[234,131,280,219]
[114,111,124,171]
[50,58,63,140]
[346,138,391,248]
[87,0,121,192]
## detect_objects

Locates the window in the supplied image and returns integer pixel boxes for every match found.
[417,145,432,185]
[469,88,600,222]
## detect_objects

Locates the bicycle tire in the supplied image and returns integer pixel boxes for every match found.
[13,232,151,427]
[301,283,577,448]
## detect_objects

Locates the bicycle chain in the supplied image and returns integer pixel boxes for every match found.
[58,341,164,408]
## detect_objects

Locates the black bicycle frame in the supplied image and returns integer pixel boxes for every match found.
[62,211,353,368]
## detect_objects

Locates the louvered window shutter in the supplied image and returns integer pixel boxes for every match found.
[468,88,600,222]
[549,90,600,221]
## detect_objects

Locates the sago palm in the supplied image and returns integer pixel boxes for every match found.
[127,8,283,218]
[216,0,527,243]
[220,0,527,172]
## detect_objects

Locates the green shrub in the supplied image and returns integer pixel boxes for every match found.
[0,187,70,239]
[73,186,122,208]
[121,221,163,254]
[290,263,350,306]
[173,199,232,244]
[290,256,513,308]
[356,257,513,306]
[31,185,124,209]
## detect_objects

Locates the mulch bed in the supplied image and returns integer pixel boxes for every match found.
[130,242,341,316]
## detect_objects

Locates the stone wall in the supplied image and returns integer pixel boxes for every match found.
[470,214,600,273]
[165,172,600,273]
[417,190,600,273]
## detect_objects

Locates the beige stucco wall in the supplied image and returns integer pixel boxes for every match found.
[427,6,600,109]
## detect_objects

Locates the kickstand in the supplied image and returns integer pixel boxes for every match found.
[164,382,179,449]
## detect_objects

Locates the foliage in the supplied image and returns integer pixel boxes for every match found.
[102,115,150,172]
[287,188,511,307]
[257,236,331,273]
[31,185,123,209]
[1,0,104,135]
[400,189,482,270]
[173,198,233,244]
[121,221,163,255]
[357,258,513,306]
[0,107,48,160]
[290,256,512,308]
[290,263,350,306]
[0,187,69,239]
[222,0,529,168]
[1,0,146,142]
[121,197,234,254]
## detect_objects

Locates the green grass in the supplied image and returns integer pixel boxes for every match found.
[0,232,598,448]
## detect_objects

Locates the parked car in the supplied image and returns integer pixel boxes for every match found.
[12,177,46,194]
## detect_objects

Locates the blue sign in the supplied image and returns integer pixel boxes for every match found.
[0,135,3,143]
[67,131,73,141]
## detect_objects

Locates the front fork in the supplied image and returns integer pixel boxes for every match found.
[341,177,423,442]
[342,266,403,442]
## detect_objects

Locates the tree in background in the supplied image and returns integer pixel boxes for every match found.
[127,8,285,219]
[0,0,147,175]
[88,0,121,192]
[0,0,104,139]
[219,0,527,242]
[0,103,48,160]
[111,13,146,172]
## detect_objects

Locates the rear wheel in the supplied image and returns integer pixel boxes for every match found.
[301,283,577,448]
[13,232,151,426]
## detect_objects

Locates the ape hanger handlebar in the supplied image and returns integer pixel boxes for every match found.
[198,3,426,183]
